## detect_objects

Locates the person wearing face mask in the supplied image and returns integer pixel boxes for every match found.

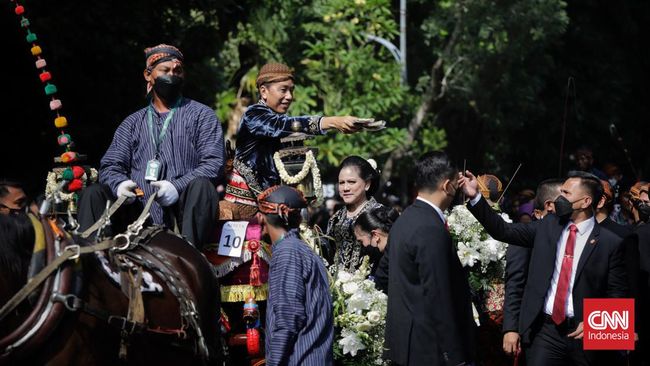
[353,206,400,293]
[223,62,361,216]
[502,178,562,358]
[460,171,627,366]
[77,44,225,250]
[385,151,477,366]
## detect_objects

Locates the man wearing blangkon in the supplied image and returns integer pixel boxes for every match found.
[78,44,225,249]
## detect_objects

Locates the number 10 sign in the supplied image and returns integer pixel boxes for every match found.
[217,221,249,258]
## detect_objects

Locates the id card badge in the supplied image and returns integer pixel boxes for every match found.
[145,158,162,181]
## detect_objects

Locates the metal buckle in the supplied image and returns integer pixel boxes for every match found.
[114,234,131,251]
[51,293,82,311]
[66,244,81,260]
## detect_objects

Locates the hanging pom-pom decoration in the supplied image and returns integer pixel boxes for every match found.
[49,99,62,110]
[20,17,30,28]
[72,166,85,179]
[30,45,42,56]
[39,71,51,82]
[35,59,47,69]
[54,116,68,128]
[26,31,37,43]
[14,5,25,15]
[61,167,74,181]
[60,151,78,163]
[246,328,260,356]
[57,133,71,146]
[44,83,57,95]
[67,179,83,192]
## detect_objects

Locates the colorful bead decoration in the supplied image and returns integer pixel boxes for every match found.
[60,151,78,163]
[54,116,68,128]
[44,83,57,95]
[39,71,51,82]
[25,30,36,42]
[10,0,84,198]
[30,45,41,55]
[57,133,71,146]
[49,99,62,110]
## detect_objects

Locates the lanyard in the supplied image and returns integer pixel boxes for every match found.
[146,102,178,154]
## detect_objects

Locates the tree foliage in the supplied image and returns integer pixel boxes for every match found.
[3,0,649,198]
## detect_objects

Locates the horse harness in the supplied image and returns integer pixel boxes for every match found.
[0,195,210,361]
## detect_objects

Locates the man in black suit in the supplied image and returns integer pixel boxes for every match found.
[624,222,650,365]
[459,170,627,366]
[385,151,476,366]
[503,178,563,356]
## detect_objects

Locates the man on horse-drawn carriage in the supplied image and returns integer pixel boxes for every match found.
[77,44,225,250]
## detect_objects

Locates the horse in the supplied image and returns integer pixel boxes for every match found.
[0,212,223,365]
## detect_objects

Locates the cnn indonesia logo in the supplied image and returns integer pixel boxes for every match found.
[583,298,635,350]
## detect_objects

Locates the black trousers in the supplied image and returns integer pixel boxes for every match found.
[525,314,624,366]
[77,178,217,250]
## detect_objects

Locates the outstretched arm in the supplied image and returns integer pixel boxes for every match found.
[459,170,537,247]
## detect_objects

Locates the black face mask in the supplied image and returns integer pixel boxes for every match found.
[637,203,650,222]
[153,75,184,104]
[554,195,585,219]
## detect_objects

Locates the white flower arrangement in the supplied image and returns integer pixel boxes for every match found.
[273,150,323,205]
[446,205,510,293]
[331,256,388,365]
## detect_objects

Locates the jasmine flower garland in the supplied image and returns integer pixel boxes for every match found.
[273,150,323,205]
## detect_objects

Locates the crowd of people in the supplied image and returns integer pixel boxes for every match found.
[2,43,649,366]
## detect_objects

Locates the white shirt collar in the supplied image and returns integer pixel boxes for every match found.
[416,196,446,224]
[567,216,595,236]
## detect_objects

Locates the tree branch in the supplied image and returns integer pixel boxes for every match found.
[378,7,464,194]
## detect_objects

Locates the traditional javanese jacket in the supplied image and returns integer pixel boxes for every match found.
[233,102,323,194]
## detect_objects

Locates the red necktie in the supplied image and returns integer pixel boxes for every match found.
[444,220,449,232]
[551,224,578,325]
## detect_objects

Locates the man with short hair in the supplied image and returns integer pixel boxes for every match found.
[257,185,333,366]
[460,171,627,365]
[0,179,28,215]
[78,44,225,249]
[385,151,477,366]
[225,62,360,209]
[503,178,563,356]
[596,180,632,239]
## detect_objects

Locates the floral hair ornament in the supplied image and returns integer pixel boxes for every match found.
[366,158,380,174]
[257,185,307,223]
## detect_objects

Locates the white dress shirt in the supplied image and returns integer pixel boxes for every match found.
[543,217,595,317]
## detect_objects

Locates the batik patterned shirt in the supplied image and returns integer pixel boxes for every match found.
[266,229,333,366]
[99,97,225,224]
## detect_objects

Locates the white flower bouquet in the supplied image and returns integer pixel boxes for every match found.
[446,204,510,295]
[331,257,388,365]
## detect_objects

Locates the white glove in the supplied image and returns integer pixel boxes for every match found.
[150,180,179,207]
[116,180,137,204]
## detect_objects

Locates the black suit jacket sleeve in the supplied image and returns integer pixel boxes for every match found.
[373,245,389,293]
[467,196,538,248]
[414,225,468,365]
[608,237,629,299]
[502,245,531,333]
